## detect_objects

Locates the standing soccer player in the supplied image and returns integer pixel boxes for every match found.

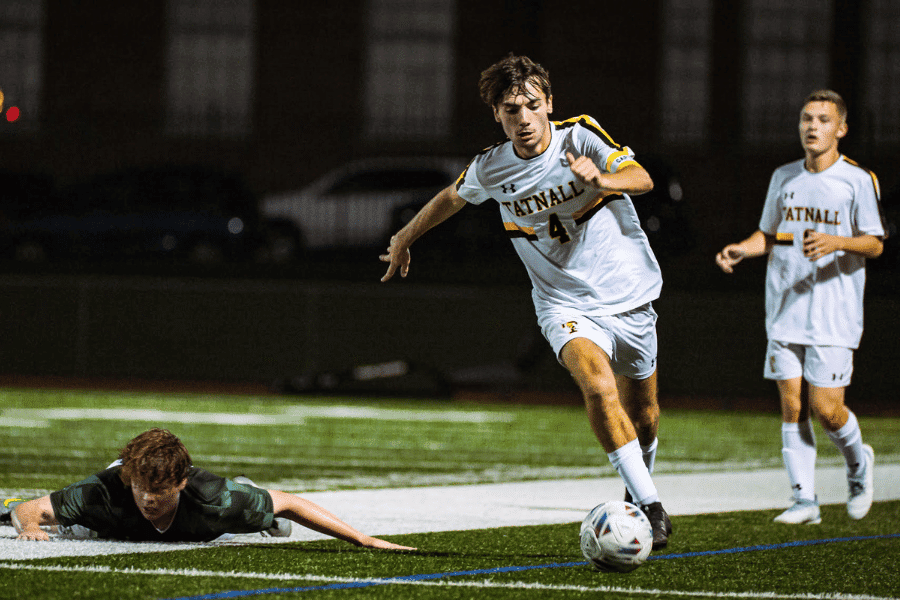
[380,54,672,549]
[716,90,885,524]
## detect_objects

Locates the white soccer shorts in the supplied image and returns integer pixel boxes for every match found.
[538,302,658,379]
[764,340,854,388]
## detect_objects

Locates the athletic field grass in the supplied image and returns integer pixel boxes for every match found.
[2,387,899,599]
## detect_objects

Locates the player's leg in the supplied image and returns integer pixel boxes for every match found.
[808,383,874,519]
[616,368,671,542]
[774,377,820,523]
[803,345,873,519]
[618,370,660,473]
[767,341,821,524]
[562,337,636,451]
[561,338,669,549]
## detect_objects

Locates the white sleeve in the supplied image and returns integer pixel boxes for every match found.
[758,171,783,235]
[851,172,886,237]
[575,116,638,174]
[455,157,491,205]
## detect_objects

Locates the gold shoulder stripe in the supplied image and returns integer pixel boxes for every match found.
[842,155,881,200]
[554,115,622,150]
[842,155,887,236]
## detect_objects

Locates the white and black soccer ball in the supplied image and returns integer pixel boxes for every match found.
[580,500,653,572]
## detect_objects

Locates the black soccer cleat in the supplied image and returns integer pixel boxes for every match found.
[641,501,672,550]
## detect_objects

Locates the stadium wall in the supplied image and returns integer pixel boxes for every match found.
[0,275,896,413]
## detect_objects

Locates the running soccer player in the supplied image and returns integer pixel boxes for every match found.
[4,428,414,548]
[380,54,672,549]
[716,90,885,524]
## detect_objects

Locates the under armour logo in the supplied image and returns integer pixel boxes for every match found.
[501,183,517,194]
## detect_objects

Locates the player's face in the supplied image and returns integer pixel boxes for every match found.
[799,101,846,157]
[131,478,187,523]
[493,81,553,159]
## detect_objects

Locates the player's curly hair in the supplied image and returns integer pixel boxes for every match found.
[118,428,192,490]
[804,89,847,122]
[478,53,551,108]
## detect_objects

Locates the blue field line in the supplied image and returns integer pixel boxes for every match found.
[163,533,900,600]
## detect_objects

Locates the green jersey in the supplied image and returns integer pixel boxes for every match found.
[49,466,275,542]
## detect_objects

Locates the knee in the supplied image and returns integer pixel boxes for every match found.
[635,402,659,428]
[814,403,848,431]
[581,379,620,412]
[779,393,805,422]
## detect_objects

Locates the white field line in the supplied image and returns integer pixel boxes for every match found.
[0,406,514,428]
[0,563,895,600]
[1,406,515,425]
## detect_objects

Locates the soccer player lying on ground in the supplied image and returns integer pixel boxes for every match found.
[3,428,415,549]
[716,90,884,525]
[380,54,672,549]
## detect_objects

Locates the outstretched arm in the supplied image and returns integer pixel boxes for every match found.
[13,496,57,541]
[268,490,415,550]
[716,230,774,274]
[380,184,467,282]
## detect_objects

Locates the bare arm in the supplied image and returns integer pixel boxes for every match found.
[565,153,654,196]
[13,496,57,541]
[802,231,883,261]
[380,184,467,282]
[716,230,774,274]
[268,490,415,550]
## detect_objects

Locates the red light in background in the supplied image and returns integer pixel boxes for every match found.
[6,106,20,122]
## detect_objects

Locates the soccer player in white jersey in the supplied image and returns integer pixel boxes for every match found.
[716,90,885,525]
[380,54,672,549]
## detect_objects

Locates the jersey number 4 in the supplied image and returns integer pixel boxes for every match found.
[548,213,572,244]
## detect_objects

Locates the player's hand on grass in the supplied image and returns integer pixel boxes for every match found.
[16,527,50,541]
[360,535,416,551]
[802,229,839,261]
[380,235,411,282]
[716,244,747,273]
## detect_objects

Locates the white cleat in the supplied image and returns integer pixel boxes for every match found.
[773,498,821,525]
[847,444,875,520]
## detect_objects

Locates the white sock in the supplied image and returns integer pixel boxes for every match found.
[640,438,658,474]
[781,420,817,502]
[608,439,659,506]
[825,410,866,477]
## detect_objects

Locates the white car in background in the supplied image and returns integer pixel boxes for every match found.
[261,157,466,257]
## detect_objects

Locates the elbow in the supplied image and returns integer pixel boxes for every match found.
[631,173,654,196]
[872,239,884,259]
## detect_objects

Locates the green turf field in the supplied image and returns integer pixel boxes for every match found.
[2,388,899,599]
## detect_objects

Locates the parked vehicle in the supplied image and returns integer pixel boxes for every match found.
[260,157,467,255]
[0,166,264,264]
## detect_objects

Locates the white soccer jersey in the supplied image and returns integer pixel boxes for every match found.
[455,115,662,316]
[758,156,885,348]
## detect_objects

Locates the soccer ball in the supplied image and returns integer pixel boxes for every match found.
[580,500,653,572]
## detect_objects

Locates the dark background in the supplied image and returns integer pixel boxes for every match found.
[0,1,897,413]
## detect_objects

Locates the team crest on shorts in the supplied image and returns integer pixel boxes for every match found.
[563,321,579,334]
